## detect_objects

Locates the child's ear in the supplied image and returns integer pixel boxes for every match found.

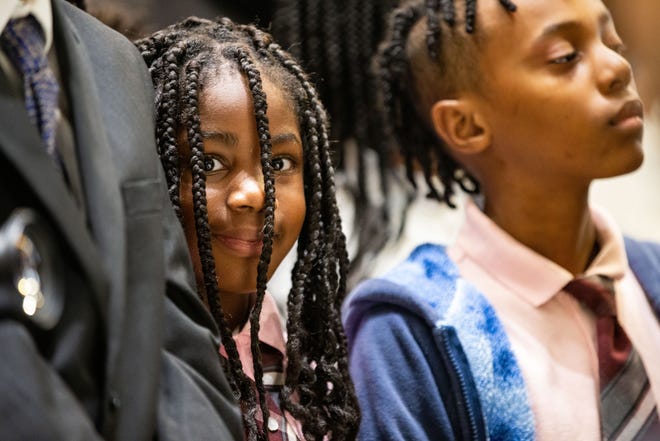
[430,99,491,155]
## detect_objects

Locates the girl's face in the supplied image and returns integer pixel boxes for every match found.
[180,70,306,299]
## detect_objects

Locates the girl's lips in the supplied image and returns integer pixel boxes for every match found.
[216,234,263,257]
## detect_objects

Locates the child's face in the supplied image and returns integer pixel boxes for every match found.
[472,0,644,184]
[180,70,306,297]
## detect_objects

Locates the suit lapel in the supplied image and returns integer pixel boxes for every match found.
[0,71,107,316]
[52,0,127,372]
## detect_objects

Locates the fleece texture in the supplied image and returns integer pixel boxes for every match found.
[344,238,660,441]
[344,243,535,440]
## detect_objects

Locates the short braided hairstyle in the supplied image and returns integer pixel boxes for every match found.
[136,17,359,441]
[376,0,516,207]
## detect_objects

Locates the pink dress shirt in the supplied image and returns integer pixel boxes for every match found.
[447,200,660,440]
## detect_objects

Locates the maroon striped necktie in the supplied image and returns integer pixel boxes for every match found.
[563,274,631,388]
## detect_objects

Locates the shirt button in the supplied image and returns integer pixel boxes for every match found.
[267,416,279,432]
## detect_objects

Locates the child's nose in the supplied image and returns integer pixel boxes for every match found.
[227,173,265,212]
[598,46,633,95]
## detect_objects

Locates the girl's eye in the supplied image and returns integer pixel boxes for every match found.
[551,51,579,65]
[203,156,225,173]
[271,157,294,172]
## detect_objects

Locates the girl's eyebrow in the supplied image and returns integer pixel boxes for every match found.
[200,130,239,146]
[200,130,300,146]
[271,132,301,145]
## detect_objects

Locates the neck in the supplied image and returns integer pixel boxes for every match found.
[482,181,597,275]
[219,291,255,332]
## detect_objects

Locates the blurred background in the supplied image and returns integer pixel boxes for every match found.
[85,0,276,40]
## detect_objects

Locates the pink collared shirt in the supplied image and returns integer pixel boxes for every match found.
[447,200,660,440]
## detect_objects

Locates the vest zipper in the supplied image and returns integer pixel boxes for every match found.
[436,327,488,441]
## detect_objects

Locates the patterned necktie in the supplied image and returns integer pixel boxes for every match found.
[1,15,60,163]
[563,274,632,389]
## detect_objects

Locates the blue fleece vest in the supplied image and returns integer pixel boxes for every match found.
[344,238,660,440]
[380,243,535,440]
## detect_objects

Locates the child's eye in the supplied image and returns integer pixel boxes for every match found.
[203,156,226,173]
[271,156,294,172]
[550,51,579,64]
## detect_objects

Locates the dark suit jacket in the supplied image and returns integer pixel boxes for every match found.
[0,1,242,439]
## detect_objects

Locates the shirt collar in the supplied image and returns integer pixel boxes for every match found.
[228,292,287,381]
[583,204,627,280]
[454,199,627,307]
[1,0,54,53]
[234,292,287,354]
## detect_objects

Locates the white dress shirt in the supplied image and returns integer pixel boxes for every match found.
[0,0,54,88]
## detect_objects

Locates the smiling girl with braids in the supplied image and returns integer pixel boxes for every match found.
[135,17,359,441]
[343,0,660,439]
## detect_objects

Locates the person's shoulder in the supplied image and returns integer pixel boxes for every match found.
[54,0,154,106]
[54,0,139,58]
[343,243,461,337]
[624,236,660,313]
[625,236,660,266]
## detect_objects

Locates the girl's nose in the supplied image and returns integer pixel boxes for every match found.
[227,173,265,212]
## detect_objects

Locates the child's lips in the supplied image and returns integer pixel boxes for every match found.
[609,99,644,128]
[215,230,264,257]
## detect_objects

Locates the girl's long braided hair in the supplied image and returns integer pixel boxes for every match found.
[272,0,401,282]
[136,17,359,441]
[376,0,517,205]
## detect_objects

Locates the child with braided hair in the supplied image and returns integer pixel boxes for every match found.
[343,0,660,439]
[135,17,359,441]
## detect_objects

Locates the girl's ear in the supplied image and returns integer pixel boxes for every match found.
[430,99,491,155]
